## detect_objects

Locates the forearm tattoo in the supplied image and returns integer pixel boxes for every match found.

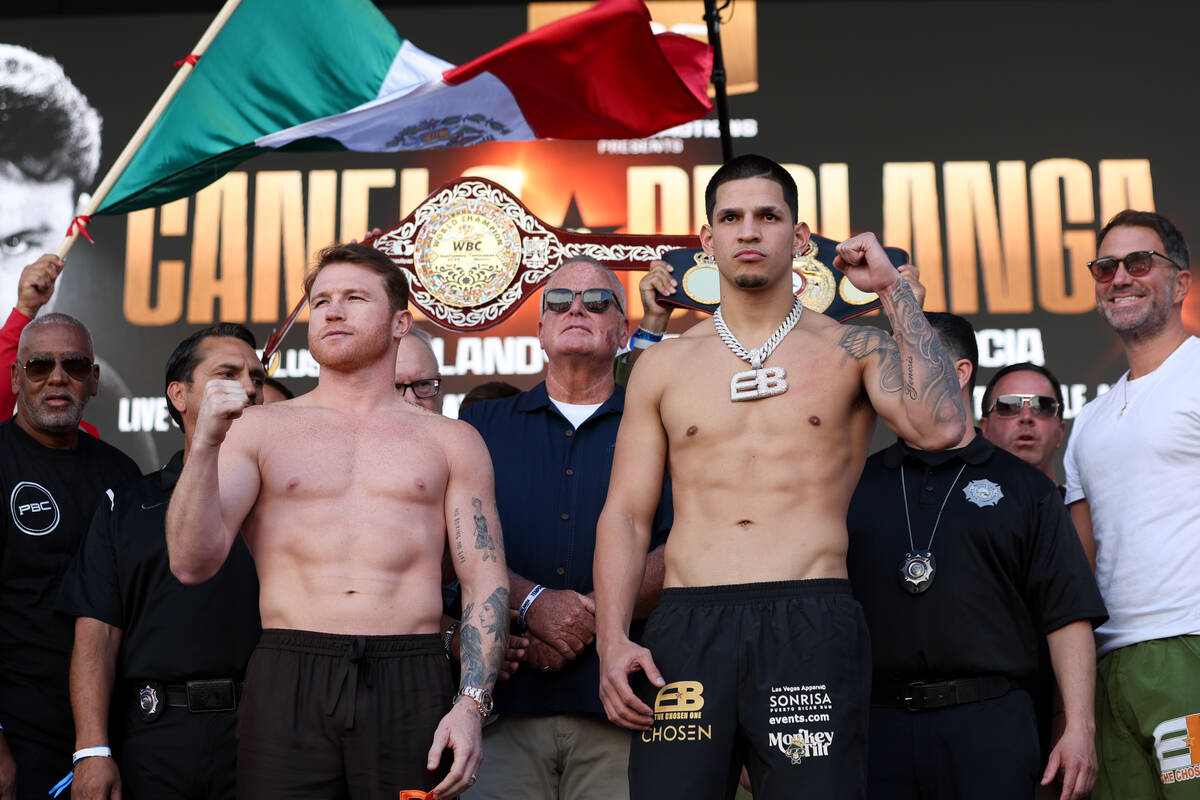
[458,586,509,689]
[880,280,966,426]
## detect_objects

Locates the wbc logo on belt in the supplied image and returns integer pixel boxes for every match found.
[9,482,60,536]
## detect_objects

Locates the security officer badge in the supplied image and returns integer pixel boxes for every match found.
[963,479,1004,508]
[137,681,165,722]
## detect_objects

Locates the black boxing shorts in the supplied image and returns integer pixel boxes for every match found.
[629,580,871,800]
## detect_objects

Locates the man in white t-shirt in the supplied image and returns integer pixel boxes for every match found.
[1064,209,1200,799]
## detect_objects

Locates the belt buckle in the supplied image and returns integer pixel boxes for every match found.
[186,679,236,712]
[902,681,926,711]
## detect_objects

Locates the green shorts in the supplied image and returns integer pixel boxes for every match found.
[1094,635,1200,799]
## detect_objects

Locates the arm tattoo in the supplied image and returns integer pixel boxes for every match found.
[458,586,510,690]
[838,326,903,394]
[471,497,497,562]
[883,280,966,426]
[452,508,467,565]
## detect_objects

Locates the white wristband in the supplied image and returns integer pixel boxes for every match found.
[517,584,546,628]
[73,746,112,765]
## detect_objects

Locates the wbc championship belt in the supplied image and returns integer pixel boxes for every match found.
[363,177,699,332]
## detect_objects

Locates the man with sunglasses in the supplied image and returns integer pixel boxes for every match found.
[1063,210,1200,799]
[57,323,264,800]
[980,363,1066,485]
[0,313,140,800]
[459,256,672,800]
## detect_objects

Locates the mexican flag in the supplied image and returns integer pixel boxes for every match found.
[96,0,713,216]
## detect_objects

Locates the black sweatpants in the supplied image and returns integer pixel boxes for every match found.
[629,580,871,800]
[236,629,455,800]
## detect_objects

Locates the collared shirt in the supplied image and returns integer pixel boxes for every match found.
[462,382,672,715]
[847,432,1105,684]
[58,451,261,682]
[0,419,140,741]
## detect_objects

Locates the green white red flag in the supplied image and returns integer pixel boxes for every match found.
[96,0,713,215]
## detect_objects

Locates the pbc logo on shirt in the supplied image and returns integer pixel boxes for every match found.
[9,482,61,536]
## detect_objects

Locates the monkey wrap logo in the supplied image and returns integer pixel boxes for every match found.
[10,482,60,535]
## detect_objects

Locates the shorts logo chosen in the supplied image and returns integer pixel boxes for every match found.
[767,684,835,766]
[642,680,711,744]
[10,481,60,536]
[1155,712,1200,785]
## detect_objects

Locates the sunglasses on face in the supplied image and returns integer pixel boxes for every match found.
[1086,250,1182,283]
[396,377,441,399]
[986,394,1060,419]
[541,287,623,315]
[22,355,94,383]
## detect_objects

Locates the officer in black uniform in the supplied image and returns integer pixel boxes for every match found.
[846,313,1107,800]
[57,323,264,800]
[0,313,141,800]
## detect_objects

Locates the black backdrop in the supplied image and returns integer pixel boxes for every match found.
[4,1,1198,470]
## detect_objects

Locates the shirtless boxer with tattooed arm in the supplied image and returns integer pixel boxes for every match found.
[594,155,967,800]
[166,244,509,800]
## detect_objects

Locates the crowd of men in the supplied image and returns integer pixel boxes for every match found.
[0,43,1195,800]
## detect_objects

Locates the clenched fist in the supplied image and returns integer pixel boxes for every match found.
[195,379,253,447]
[16,254,65,318]
[834,232,901,295]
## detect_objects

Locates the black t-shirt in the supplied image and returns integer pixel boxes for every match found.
[847,433,1107,684]
[0,419,140,736]
[58,451,261,683]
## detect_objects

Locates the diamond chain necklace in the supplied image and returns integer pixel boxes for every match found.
[713,296,804,401]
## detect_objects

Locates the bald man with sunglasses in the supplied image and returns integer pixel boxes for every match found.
[1064,210,1200,800]
[0,313,140,800]
[459,257,672,800]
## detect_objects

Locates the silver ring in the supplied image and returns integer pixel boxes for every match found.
[539,665,551,672]
[469,774,478,784]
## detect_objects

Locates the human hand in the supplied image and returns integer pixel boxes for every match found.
[0,733,16,800]
[72,754,122,800]
[426,699,483,800]
[522,589,596,659]
[194,378,253,447]
[598,636,664,730]
[638,260,677,333]
[896,263,926,309]
[349,228,384,245]
[834,232,901,295]
[1040,720,1096,800]
[15,254,65,318]
[524,632,567,672]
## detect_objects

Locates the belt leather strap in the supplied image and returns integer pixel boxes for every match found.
[162,679,243,712]
[871,675,1020,711]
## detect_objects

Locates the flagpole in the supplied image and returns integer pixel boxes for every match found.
[56,0,244,258]
[702,0,734,163]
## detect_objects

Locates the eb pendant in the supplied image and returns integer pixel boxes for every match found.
[899,551,936,594]
[730,367,788,402]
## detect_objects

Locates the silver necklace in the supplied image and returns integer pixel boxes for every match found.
[713,296,804,401]
[898,462,966,594]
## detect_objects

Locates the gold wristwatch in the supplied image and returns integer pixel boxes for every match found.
[456,687,494,719]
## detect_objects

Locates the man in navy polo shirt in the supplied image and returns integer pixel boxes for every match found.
[461,256,671,800]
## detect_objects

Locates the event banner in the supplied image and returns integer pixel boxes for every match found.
[4,1,1198,471]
